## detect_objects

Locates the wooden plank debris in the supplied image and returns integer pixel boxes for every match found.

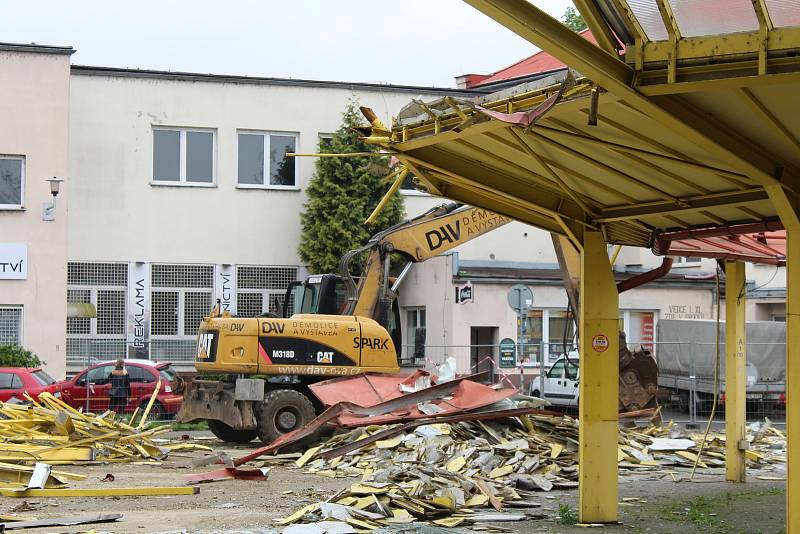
[0,393,171,465]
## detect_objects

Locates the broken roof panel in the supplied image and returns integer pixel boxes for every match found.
[358,0,800,251]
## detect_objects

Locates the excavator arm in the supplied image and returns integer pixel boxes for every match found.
[339,203,511,324]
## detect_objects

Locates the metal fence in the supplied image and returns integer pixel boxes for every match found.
[404,340,787,425]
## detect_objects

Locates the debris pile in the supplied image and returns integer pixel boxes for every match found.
[274,412,787,529]
[0,392,171,464]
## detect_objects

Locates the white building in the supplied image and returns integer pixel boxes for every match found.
[65,65,495,373]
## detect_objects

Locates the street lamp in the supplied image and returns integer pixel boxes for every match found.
[42,177,63,221]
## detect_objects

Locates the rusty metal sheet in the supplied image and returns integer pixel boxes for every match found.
[335,379,518,427]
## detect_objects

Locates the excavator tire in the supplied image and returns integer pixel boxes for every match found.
[207,420,257,444]
[255,389,318,451]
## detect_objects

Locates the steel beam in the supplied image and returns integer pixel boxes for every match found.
[572,0,620,55]
[739,89,800,153]
[578,231,619,523]
[462,0,790,188]
[595,189,770,223]
[725,260,747,483]
[766,184,800,532]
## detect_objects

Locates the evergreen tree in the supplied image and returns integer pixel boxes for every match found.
[562,7,587,32]
[299,100,405,274]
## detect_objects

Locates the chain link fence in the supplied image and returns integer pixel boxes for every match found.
[403,340,787,425]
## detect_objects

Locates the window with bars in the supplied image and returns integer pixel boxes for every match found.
[66,263,127,336]
[0,307,22,345]
[235,266,297,317]
[151,264,213,338]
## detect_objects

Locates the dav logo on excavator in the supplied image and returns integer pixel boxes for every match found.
[425,221,461,251]
[262,321,285,334]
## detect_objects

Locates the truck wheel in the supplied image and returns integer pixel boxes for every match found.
[255,389,317,450]
[207,420,257,444]
[532,390,541,398]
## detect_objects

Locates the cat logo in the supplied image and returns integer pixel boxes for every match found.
[316,351,334,364]
[261,321,285,334]
[196,331,217,361]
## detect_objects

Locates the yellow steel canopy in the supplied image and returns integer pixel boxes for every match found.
[361,0,800,249]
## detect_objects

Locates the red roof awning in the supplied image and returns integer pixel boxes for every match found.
[655,223,786,266]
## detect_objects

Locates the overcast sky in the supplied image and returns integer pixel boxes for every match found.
[3,0,575,87]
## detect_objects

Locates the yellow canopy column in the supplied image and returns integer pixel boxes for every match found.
[725,260,746,482]
[578,231,619,523]
[767,185,799,531]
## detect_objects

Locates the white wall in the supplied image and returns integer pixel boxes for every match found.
[0,49,71,378]
[68,73,459,266]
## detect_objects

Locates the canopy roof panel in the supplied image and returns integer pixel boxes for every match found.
[359,0,800,255]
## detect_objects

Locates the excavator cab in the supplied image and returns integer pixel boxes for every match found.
[282,274,347,317]
[282,274,403,360]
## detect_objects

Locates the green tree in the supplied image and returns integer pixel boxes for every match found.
[562,6,587,32]
[299,100,405,274]
[0,345,42,367]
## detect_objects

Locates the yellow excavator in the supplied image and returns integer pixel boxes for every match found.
[177,203,512,443]
[177,203,658,445]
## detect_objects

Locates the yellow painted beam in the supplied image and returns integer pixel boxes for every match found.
[462,0,792,189]
[578,231,619,523]
[725,260,747,483]
[766,184,800,532]
[571,0,619,55]
[0,486,199,497]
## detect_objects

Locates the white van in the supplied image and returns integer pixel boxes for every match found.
[529,351,579,408]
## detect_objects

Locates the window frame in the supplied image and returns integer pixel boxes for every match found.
[151,127,217,187]
[671,255,703,268]
[236,129,300,191]
[0,306,23,346]
[0,155,25,210]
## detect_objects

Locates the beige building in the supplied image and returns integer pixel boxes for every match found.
[0,43,73,379]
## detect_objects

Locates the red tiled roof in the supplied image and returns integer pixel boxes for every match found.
[463,29,597,88]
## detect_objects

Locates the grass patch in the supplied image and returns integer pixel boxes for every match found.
[170,421,209,431]
[660,487,785,534]
[556,502,578,525]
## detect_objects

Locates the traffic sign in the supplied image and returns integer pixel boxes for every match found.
[507,284,533,314]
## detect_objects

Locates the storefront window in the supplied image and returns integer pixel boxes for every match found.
[522,309,543,363]
[548,310,575,358]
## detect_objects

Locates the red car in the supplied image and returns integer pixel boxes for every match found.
[0,367,60,402]
[60,360,182,419]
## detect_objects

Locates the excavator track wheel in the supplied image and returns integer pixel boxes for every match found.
[255,389,318,451]
[207,420,257,444]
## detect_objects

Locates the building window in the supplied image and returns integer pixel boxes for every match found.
[318,134,333,152]
[548,309,576,358]
[405,307,426,360]
[237,132,298,188]
[522,309,543,363]
[151,264,213,339]
[66,263,128,365]
[153,128,215,185]
[672,256,702,267]
[0,156,24,209]
[235,266,298,317]
[0,307,22,345]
